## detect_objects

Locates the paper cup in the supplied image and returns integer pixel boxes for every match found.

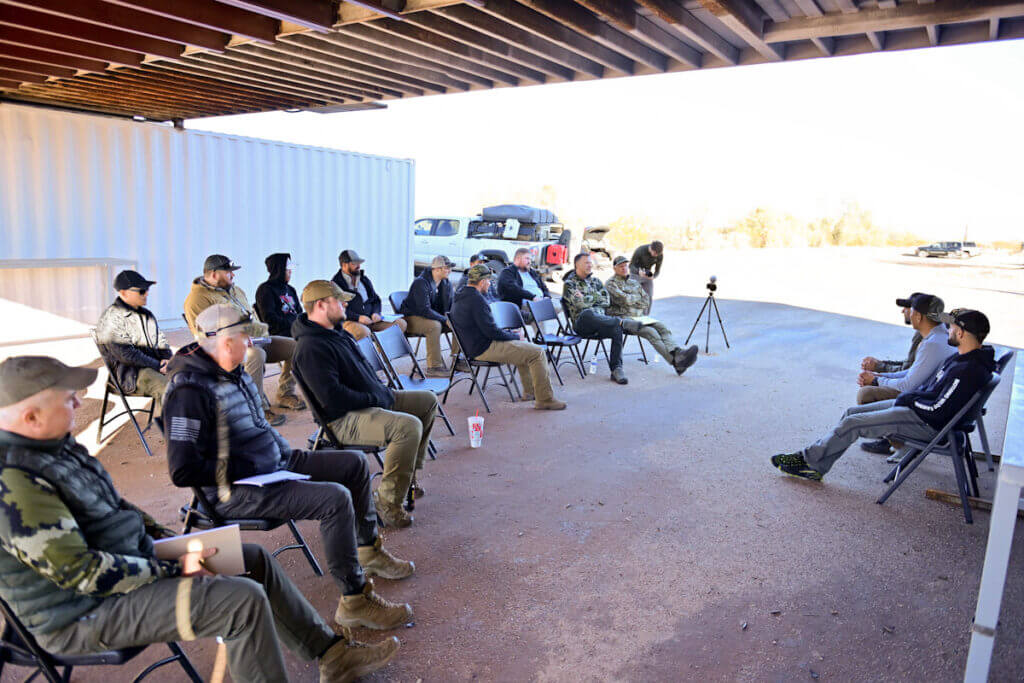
[468,416,484,448]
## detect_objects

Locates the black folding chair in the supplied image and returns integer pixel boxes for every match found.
[876,369,1004,524]
[969,350,1015,471]
[561,309,611,373]
[389,290,453,360]
[443,313,520,413]
[91,331,155,458]
[0,596,202,683]
[524,298,586,382]
[372,325,456,436]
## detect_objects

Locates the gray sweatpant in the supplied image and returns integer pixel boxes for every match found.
[37,544,335,683]
[802,399,936,475]
[635,321,679,363]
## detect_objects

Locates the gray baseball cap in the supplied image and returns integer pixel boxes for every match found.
[0,356,97,408]
[195,304,261,339]
[431,255,454,269]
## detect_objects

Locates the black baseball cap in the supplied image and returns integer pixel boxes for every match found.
[895,292,924,307]
[113,270,155,291]
[203,254,240,272]
[907,293,944,322]
[339,249,365,264]
[469,252,487,263]
[938,309,990,342]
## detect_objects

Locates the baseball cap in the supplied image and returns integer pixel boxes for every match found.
[0,356,97,408]
[612,256,629,266]
[908,293,944,322]
[466,264,493,284]
[431,255,454,269]
[937,309,990,342]
[469,252,487,264]
[301,279,354,308]
[895,292,924,308]
[203,254,241,272]
[339,249,365,264]
[195,304,262,339]
[113,270,156,291]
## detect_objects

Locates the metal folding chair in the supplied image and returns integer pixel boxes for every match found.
[91,331,155,457]
[443,313,520,413]
[372,325,456,436]
[0,596,202,683]
[525,298,586,382]
[969,351,1015,471]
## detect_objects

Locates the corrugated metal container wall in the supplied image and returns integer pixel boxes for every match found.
[0,102,415,326]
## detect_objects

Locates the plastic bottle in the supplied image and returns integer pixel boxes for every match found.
[590,356,597,375]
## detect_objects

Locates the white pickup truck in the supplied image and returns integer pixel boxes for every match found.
[413,205,571,278]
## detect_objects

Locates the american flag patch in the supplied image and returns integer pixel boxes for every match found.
[169,416,201,442]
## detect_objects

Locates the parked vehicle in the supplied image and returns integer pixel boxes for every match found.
[914,241,979,258]
[581,225,613,267]
[413,205,571,278]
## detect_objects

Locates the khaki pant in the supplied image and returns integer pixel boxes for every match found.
[856,385,900,405]
[634,321,679,364]
[245,335,297,408]
[328,390,437,508]
[135,367,169,415]
[403,316,459,369]
[343,317,407,341]
[37,544,335,683]
[476,340,554,403]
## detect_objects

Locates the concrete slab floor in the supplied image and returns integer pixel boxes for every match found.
[12,248,1023,682]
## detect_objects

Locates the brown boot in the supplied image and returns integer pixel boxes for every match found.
[319,634,400,683]
[264,409,286,426]
[534,397,567,410]
[373,491,413,528]
[277,392,307,410]
[335,579,413,630]
[358,537,414,580]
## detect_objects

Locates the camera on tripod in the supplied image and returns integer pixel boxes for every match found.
[706,275,717,293]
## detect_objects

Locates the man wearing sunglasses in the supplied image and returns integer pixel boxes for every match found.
[96,270,173,413]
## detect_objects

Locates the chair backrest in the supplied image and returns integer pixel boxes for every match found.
[526,297,557,325]
[960,371,1003,432]
[0,593,50,668]
[291,363,341,447]
[372,324,428,382]
[490,301,526,332]
[354,336,396,389]
[995,350,1015,375]
[445,313,475,361]
[389,291,408,315]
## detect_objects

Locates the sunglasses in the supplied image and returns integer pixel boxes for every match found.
[202,312,252,338]
[130,287,150,295]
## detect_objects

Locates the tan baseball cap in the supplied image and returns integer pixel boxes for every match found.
[0,356,97,408]
[466,264,493,284]
[301,279,354,308]
[195,304,262,339]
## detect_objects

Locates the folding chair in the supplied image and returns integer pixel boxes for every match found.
[443,313,520,413]
[525,298,585,382]
[372,325,456,436]
[91,331,155,458]
[0,597,202,683]
[389,290,452,360]
[876,370,1004,524]
[969,351,1015,471]
[561,310,611,373]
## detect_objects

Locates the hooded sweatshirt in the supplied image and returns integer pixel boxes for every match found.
[894,345,997,430]
[332,267,383,321]
[291,313,394,423]
[255,253,302,337]
[398,268,451,323]
[450,285,518,359]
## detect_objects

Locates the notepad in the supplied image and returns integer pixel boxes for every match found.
[633,316,659,326]
[380,313,403,322]
[153,525,245,575]
[233,470,311,487]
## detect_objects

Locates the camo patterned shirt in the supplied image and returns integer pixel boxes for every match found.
[562,272,610,323]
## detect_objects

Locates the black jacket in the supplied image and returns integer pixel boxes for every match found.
[398,269,451,323]
[450,285,517,359]
[895,345,997,430]
[95,297,172,393]
[332,268,383,320]
[255,253,302,337]
[163,344,292,488]
[291,313,394,423]
[630,244,663,278]
[497,264,550,306]
[456,272,497,302]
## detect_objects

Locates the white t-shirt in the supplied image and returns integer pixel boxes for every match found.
[519,269,543,298]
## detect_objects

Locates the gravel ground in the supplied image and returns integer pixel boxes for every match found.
[13,247,1023,683]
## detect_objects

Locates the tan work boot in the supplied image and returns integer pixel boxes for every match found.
[335,579,413,630]
[534,398,567,410]
[373,490,413,528]
[277,392,307,410]
[358,537,415,580]
[424,365,449,378]
[320,634,400,683]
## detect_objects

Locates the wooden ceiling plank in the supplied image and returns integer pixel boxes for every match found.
[479,0,634,74]
[572,2,700,68]
[925,23,939,44]
[75,72,253,110]
[635,0,738,64]
[286,33,463,91]
[221,46,389,98]
[336,0,461,25]
[791,0,824,17]
[109,66,298,108]
[0,66,46,82]
[0,43,106,71]
[233,43,403,97]
[4,0,229,52]
[101,0,278,44]
[697,0,783,60]
[22,79,226,116]
[152,58,333,104]
[404,11,575,80]
[0,55,75,77]
[3,91,177,118]
[0,76,21,87]
[437,5,604,78]
[342,0,406,22]
[214,0,335,32]
[989,17,1000,39]
[0,5,184,59]
[264,40,429,95]
[141,63,323,108]
[0,26,143,64]
[175,53,350,103]
[865,30,884,49]
[810,35,832,54]
[190,51,368,100]
[751,0,788,22]
[833,0,858,12]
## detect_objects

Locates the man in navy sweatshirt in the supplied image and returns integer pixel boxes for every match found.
[771,309,996,481]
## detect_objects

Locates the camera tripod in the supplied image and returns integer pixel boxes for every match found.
[685,289,730,353]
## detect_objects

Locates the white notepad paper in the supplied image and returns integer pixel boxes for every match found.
[233,470,311,487]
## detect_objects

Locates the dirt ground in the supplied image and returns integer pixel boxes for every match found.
[7,247,1023,682]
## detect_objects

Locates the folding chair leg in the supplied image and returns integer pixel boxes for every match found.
[569,345,586,379]
[496,364,519,402]
[949,440,974,524]
[286,520,324,576]
[96,385,112,443]
[121,395,154,458]
[436,401,456,436]
[877,448,930,504]
[547,348,564,386]
[168,642,204,683]
[976,417,995,471]
[469,368,491,413]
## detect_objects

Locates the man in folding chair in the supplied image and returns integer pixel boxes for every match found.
[293,281,438,529]
[562,253,640,385]
[770,309,996,483]
[451,265,566,411]
[95,269,173,413]
[332,249,408,340]
[0,355,399,683]
[398,255,462,377]
[605,256,698,376]
[497,248,557,321]
[164,304,414,632]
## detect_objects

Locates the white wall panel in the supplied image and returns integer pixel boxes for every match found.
[0,103,415,328]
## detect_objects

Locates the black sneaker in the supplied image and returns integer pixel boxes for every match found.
[860,438,894,455]
[770,453,823,481]
[673,345,699,375]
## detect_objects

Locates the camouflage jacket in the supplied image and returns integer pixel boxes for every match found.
[0,430,179,634]
[876,332,923,373]
[562,272,610,324]
[604,274,649,319]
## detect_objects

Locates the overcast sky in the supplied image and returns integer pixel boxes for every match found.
[190,40,1024,242]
